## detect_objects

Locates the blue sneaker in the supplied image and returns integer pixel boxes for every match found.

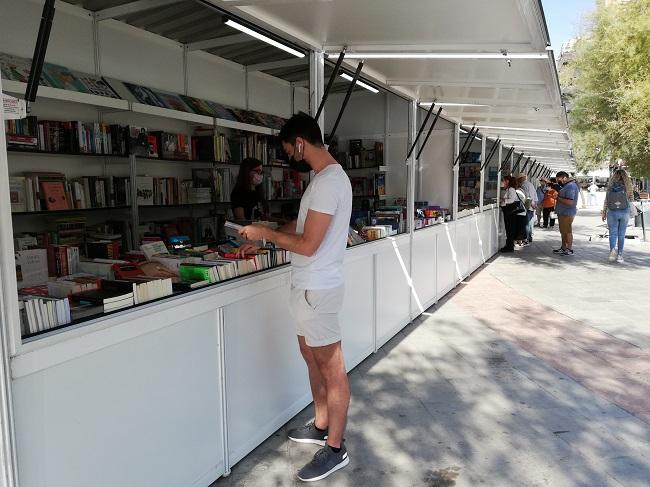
[298,444,349,482]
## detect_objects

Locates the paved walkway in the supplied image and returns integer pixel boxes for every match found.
[212,210,650,487]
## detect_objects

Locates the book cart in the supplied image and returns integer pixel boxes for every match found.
[0,1,539,486]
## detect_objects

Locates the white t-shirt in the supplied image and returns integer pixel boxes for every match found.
[291,163,352,290]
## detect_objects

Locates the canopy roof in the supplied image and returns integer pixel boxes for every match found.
[62,0,574,171]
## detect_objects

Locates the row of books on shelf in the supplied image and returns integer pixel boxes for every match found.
[4,116,282,166]
[15,231,291,337]
[1,52,288,130]
[265,169,307,201]
[8,167,236,212]
[350,174,386,197]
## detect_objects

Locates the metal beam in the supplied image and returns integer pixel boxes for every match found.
[247,57,308,72]
[95,0,181,21]
[324,42,536,53]
[186,34,251,51]
[421,98,554,108]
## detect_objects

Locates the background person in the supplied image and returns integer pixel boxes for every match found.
[239,113,353,482]
[553,171,580,256]
[517,174,538,245]
[602,169,635,263]
[500,176,527,253]
[588,181,599,207]
[542,178,558,228]
[231,157,268,220]
[535,181,546,226]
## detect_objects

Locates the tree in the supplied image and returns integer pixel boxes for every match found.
[565,0,650,176]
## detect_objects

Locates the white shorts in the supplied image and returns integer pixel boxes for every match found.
[289,285,345,347]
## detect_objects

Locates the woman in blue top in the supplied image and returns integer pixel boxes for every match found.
[602,169,634,263]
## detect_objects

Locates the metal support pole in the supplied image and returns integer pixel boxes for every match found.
[459,127,479,166]
[129,155,139,250]
[415,107,443,160]
[315,49,344,121]
[452,124,460,220]
[478,137,480,213]
[512,153,525,174]
[327,61,363,144]
[309,50,325,132]
[521,157,531,174]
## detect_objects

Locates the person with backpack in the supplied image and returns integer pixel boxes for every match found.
[602,169,635,263]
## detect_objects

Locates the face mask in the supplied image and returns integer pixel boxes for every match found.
[251,173,263,186]
[288,140,312,173]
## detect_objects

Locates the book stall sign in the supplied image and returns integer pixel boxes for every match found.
[2,93,27,120]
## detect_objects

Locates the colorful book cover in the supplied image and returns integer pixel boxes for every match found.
[123,82,166,108]
[41,63,87,92]
[9,177,27,213]
[152,90,192,112]
[147,134,159,158]
[204,101,239,121]
[179,95,216,117]
[128,126,149,156]
[72,72,120,98]
[41,181,70,210]
[0,53,41,84]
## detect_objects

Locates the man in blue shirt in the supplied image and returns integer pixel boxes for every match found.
[552,171,580,255]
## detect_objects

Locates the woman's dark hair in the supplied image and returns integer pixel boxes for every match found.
[507,176,520,189]
[233,157,265,205]
[279,112,324,147]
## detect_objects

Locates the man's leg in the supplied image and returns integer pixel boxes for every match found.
[311,342,350,448]
[298,336,329,429]
[566,217,574,250]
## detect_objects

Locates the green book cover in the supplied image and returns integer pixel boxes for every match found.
[179,265,211,282]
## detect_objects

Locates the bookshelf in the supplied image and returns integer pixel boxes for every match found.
[3,62,303,340]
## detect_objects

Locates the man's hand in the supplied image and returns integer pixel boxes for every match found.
[235,243,260,258]
[240,224,271,242]
[601,211,607,222]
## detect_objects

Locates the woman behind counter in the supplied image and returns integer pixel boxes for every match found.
[231,157,268,221]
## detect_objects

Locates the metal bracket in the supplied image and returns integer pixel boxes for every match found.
[25,0,56,103]
[480,138,500,171]
[315,49,346,121]
[457,127,480,166]
[453,125,476,167]
[521,157,531,174]
[499,146,515,173]
[327,61,363,144]
[512,153,525,174]
[406,102,436,159]
[415,107,443,160]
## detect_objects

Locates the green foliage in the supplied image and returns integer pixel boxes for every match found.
[567,0,650,176]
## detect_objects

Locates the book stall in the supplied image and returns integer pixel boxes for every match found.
[0,1,564,486]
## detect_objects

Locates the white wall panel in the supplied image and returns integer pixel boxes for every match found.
[455,219,471,279]
[13,312,224,487]
[248,72,291,118]
[341,255,375,370]
[98,21,184,93]
[0,0,95,73]
[411,228,437,313]
[436,223,458,297]
[188,51,246,108]
[223,285,310,465]
[469,213,486,273]
[376,239,411,345]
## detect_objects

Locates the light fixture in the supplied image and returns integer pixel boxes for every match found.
[420,102,492,107]
[225,19,305,58]
[333,52,548,60]
[475,125,567,134]
[514,146,572,152]
[339,73,379,94]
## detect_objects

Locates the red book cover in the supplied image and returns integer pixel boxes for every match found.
[41,182,69,210]
[147,135,159,158]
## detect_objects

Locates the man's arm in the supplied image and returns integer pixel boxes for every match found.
[242,210,332,257]
[277,219,297,235]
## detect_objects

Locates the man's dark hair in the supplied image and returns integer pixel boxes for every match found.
[279,112,324,147]
[556,171,569,178]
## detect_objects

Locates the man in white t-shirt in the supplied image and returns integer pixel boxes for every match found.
[240,113,353,482]
[588,182,599,207]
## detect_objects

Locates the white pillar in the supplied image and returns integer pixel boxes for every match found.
[452,124,460,220]
[309,50,325,131]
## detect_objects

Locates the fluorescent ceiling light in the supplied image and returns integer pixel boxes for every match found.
[339,73,379,94]
[420,102,491,107]
[499,137,567,144]
[225,19,305,58]
[515,146,572,152]
[337,52,548,60]
[475,125,567,134]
